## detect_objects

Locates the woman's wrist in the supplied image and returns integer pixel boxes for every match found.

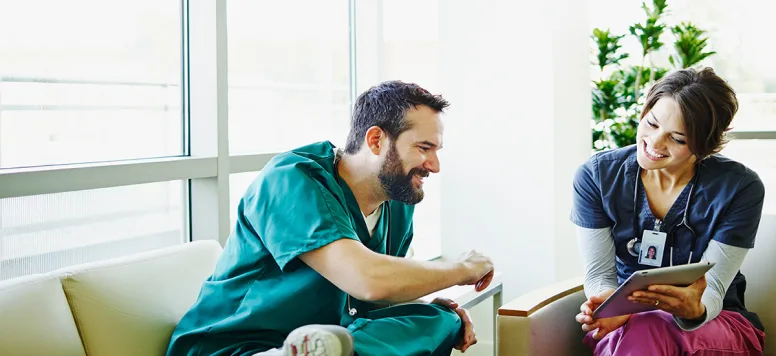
[687,302,707,320]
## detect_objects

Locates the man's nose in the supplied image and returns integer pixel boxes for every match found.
[424,153,440,174]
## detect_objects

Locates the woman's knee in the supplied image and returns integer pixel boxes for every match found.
[624,311,676,336]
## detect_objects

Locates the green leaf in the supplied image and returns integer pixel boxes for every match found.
[592,28,630,71]
[618,66,667,110]
[670,22,716,68]
[630,0,669,56]
[592,76,620,122]
[610,120,639,148]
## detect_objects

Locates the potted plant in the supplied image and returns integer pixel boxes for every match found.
[591,0,717,150]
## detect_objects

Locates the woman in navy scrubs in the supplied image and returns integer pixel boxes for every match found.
[572,67,766,355]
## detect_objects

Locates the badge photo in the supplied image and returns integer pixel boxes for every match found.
[639,230,666,267]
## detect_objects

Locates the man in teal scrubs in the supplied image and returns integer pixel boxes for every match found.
[167,81,495,356]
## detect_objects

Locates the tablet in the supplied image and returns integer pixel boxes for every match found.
[592,261,715,319]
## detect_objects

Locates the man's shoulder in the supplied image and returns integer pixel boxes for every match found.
[261,141,339,180]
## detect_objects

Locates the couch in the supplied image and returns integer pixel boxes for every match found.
[0,240,222,356]
[496,214,776,356]
[0,240,421,356]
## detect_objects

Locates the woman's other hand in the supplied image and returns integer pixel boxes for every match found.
[575,289,631,340]
[628,274,707,320]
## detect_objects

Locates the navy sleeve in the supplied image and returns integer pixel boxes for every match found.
[711,172,765,248]
[571,155,614,228]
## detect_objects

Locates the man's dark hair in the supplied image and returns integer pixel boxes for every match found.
[344,81,450,154]
[641,67,738,160]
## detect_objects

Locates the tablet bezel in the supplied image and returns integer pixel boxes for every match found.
[592,261,716,319]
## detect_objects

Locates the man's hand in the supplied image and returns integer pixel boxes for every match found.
[575,289,630,340]
[628,274,707,320]
[431,298,477,353]
[456,250,494,292]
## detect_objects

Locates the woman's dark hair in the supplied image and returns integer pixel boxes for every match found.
[345,81,449,154]
[641,67,738,160]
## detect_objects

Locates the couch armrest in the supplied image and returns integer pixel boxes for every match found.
[498,277,584,317]
[497,277,590,356]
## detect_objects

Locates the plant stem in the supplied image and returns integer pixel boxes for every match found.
[648,51,656,83]
[634,54,645,104]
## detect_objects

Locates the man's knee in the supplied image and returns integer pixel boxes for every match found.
[429,304,462,339]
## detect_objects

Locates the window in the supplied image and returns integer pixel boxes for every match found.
[1,0,447,281]
[589,0,776,131]
[229,171,258,228]
[667,0,776,132]
[227,0,351,154]
[0,181,185,280]
[651,0,776,215]
[719,140,776,214]
[0,0,183,168]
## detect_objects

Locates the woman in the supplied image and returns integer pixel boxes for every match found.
[572,67,766,355]
[646,246,657,260]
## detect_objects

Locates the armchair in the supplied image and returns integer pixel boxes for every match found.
[496,277,590,356]
[495,214,776,356]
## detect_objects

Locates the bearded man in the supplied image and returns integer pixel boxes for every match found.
[167,81,495,356]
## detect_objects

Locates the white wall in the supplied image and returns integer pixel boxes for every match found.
[438,0,591,303]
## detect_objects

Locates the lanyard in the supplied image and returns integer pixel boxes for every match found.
[629,164,701,265]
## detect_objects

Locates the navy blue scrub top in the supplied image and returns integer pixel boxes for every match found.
[571,145,765,331]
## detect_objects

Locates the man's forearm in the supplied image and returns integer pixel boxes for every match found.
[299,239,478,304]
[360,255,466,304]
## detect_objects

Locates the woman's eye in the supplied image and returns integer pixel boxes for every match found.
[419,146,430,152]
[672,137,686,145]
[648,120,658,128]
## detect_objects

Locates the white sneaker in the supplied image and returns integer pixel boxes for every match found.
[282,325,354,356]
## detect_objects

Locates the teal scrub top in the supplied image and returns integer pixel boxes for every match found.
[166,141,415,356]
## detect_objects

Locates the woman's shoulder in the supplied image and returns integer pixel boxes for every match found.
[592,144,637,164]
[699,154,764,206]
[576,145,637,181]
[701,153,763,185]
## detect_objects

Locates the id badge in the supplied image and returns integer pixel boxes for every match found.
[638,230,666,267]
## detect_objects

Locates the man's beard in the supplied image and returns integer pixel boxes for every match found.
[378,143,429,205]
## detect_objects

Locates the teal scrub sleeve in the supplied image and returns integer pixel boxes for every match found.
[571,155,614,228]
[709,172,765,249]
[244,164,359,272]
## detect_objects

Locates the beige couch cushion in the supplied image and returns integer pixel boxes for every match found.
[741,214,776,356]
[0,274,86,356]
[57,240,222,356]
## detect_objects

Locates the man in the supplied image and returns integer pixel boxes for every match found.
[167,81,495,356]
